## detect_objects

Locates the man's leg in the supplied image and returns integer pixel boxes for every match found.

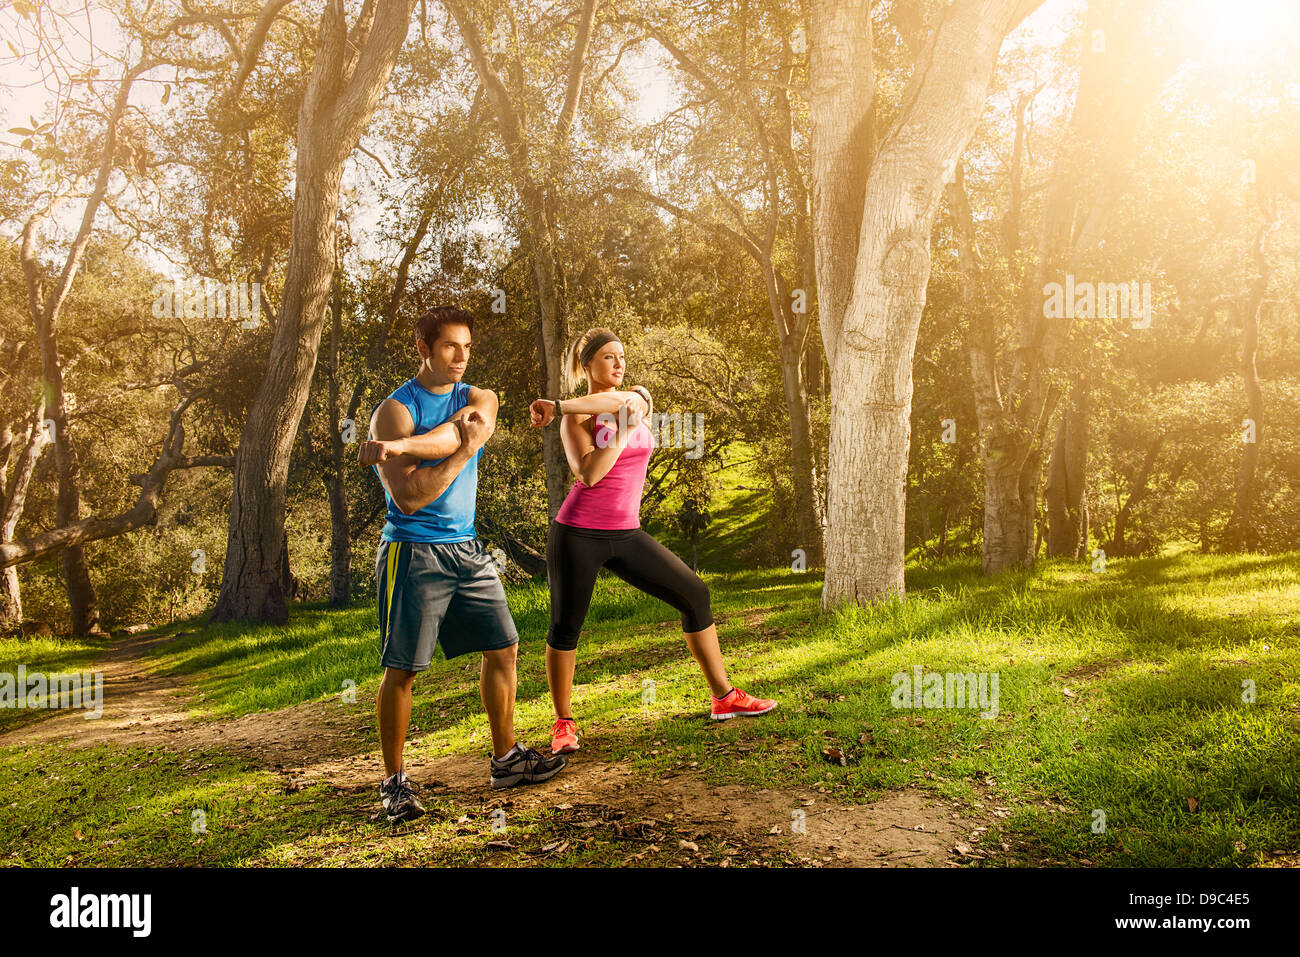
[445,541,566,787]
[378,666,418,777]
[479,645,517,759]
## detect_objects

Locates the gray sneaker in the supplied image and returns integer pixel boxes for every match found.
[490,744,567,789]
[379,770,425,823]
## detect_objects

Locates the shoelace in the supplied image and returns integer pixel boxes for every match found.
[386,774,418,805]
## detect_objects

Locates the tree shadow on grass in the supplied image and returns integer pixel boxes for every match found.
[1109,552,1300,587]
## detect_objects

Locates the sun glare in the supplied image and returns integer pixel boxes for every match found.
[1185,0,1298,62]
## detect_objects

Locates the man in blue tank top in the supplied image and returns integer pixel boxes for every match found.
[358,306,566,820]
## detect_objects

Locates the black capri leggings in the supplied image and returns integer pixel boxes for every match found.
[546,521,713,650]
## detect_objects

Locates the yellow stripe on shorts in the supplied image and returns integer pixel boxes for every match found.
[383,542,401,634]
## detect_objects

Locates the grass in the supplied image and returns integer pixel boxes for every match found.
[2,548,1298,867]
[0,742,748,867]
[0,632,113,734]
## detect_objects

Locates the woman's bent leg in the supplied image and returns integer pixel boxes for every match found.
[545,521,606,721]
[605,531,729,696]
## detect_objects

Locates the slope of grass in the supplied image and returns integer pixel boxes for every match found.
[651,441,781,573]
[0,633,113,733]
[2,549,1297,867]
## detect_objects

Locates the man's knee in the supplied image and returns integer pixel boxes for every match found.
[481,644,518,672]
[380,667,418,693]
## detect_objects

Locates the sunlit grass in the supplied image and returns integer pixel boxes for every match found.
[3,548,1297,866]
[0,632,112,733]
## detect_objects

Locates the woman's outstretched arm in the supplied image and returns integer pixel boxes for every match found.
[529,388,649,428]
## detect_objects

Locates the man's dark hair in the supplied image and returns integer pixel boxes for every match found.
[416,306,474,347]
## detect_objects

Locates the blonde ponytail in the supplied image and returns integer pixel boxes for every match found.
[562,326,619,394]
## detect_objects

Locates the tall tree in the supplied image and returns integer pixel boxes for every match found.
[618,4,824,561]
[15,47,169,635]
[810,0,1041,608]
[212,0,419,624]
[440,0,601,518]
[949,0,1181,572]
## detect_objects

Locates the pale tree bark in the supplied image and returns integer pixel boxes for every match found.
[1,399,47,630]
[811,0,1041,608]
[212,0,419,624]
[443,0,599,518]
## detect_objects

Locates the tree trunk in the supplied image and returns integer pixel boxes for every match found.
[981,441,1040,572]
[212,158,345,623]
[811,0,1039,608]
[325,281,351,606]
[1,402,46,631]
[531,255,571,518]
[212,0,418,624]
[325,459,350,603]
[1045,381,1089,558]
[1112,435,1165,556]
[780,335,822,562]
[38,307,100,635]
[1226,222,1271,551]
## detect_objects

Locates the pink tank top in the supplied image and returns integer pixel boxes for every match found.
[556,418,654,530]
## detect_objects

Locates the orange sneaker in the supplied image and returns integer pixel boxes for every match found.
[710,688,777,720]
[551,717,580,754]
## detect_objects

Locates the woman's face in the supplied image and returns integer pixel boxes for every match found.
[585,340,625,389]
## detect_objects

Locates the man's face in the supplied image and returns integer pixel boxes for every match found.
[418,323,471,383]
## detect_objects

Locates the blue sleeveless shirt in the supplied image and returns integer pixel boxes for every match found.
[374,379,479,543]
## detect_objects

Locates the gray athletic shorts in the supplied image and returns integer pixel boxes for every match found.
[375,538,519,670]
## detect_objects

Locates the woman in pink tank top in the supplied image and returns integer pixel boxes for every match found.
[529,327,777,756]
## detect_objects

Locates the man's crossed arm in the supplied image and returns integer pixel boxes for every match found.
[360,387,497,515]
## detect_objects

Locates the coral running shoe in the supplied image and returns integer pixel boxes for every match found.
[710,688,777,720]
[551,717,580,754]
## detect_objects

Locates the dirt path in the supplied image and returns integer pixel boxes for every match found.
[1,631,996,867]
